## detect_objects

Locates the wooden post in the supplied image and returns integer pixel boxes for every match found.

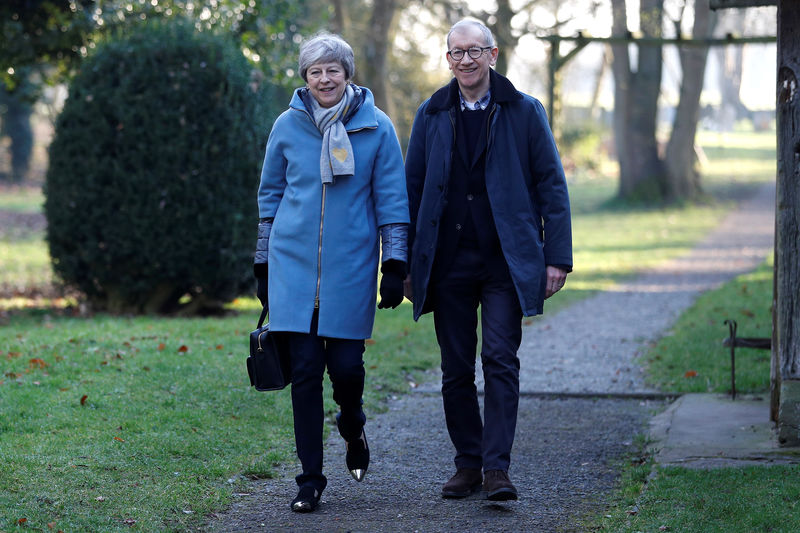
[776,0,800,446]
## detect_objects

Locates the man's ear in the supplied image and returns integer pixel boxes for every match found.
[489,47,499,67]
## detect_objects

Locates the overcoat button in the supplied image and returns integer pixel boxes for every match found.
[467,194,473,201]
[456,224,462,230]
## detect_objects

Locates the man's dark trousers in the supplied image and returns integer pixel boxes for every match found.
[432,245,523,472]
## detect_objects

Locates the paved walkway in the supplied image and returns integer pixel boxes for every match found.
[209,183,778,532]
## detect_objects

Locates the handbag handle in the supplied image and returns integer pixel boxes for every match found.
[257,304,268,329]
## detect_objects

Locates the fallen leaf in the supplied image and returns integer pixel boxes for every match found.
[216,344,223,350]
[157,343,166,351]
[96,496,105,502]
[177,345,188,353]
[659,526,670,531]
[365,339,376,345]
[7,351,21,358]
[29,358,48,368]
[684,370,698,378]
[47,522,56,529]
[80,394,88,405]
[17,518,27,525]
[123,518,137,526]
[114,437,125,442]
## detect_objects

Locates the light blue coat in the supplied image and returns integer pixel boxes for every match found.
[258,87,409,339]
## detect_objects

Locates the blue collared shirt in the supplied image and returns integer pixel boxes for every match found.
[459,89,491,111]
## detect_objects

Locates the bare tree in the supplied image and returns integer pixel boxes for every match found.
[713,9,748,128]
[664,0,717,199]
[611,0,667,200]
[331,0,405,116]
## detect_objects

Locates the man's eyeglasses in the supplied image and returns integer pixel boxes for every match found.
[447,46,492,61]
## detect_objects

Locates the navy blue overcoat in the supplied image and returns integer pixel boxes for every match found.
[405,70,572,320]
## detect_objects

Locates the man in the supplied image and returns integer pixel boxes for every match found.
[404,19,572,501]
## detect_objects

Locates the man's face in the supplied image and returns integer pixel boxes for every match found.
[446,26,498,96]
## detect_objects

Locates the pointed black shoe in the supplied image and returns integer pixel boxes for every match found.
[290,485,320,513]
[345,430,369,482]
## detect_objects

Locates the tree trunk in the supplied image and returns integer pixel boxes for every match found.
[611,0,666,200]
[589,48,609,121]
[776,0,800,446]
[360,0,398,117]
[489,0,516,76]
[714,9,748,128]
[330,0,350,36]
[0,83,33,183]
[664,0,716,200]
[610,0,633,195]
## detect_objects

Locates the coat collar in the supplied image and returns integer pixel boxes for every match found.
[290,84,377,131]
[425,69,522,114]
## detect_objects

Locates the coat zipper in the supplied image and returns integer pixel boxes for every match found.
[293,105,375,311]
[315,182,327,309]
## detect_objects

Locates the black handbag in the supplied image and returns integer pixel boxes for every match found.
[247,305,291,391]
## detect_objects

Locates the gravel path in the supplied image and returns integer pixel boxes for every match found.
[208,183,775,532]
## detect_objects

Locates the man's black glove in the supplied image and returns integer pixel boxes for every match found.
[377,259,406,309]
[254,263,268,308]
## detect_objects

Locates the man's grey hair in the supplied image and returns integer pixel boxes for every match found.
[447,19,495,49]
[298,32,355,82]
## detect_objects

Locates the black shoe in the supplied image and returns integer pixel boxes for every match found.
[345,430,369,482]
[441,468,483,498]
[290,485,320,513]
[483,470,518,501]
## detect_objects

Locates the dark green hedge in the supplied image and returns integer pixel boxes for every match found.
[45,21,274,314]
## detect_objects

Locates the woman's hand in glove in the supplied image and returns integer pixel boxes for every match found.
[377,259,406,309]
[254,263,268,307]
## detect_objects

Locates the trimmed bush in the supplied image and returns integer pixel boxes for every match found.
[45,21,275,314]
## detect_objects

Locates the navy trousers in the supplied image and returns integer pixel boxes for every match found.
[432,246,523,472]
[284,310,366,492]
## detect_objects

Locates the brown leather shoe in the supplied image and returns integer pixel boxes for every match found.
[441,468,482,498]
[483,470,518,501]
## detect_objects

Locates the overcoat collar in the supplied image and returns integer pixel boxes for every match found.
[425,68,523,114]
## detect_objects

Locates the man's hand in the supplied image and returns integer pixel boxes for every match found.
[545,265,567,299]
[403,275,413,302]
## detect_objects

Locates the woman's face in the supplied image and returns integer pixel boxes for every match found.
[306,62,348,108]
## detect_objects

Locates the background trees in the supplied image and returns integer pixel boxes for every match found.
[1,0,778,312]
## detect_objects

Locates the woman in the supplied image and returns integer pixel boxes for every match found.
[252,32,409,513]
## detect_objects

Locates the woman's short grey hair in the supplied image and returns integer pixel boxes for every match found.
[298,32,355,82]
[447,19,495,48]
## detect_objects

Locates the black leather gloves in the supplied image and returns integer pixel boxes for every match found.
[254,263,268,308]
[378,259,406,309]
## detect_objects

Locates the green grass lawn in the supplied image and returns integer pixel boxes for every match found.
[593,258,800,533]
[643,259,773,394]
[0,127,780,530]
